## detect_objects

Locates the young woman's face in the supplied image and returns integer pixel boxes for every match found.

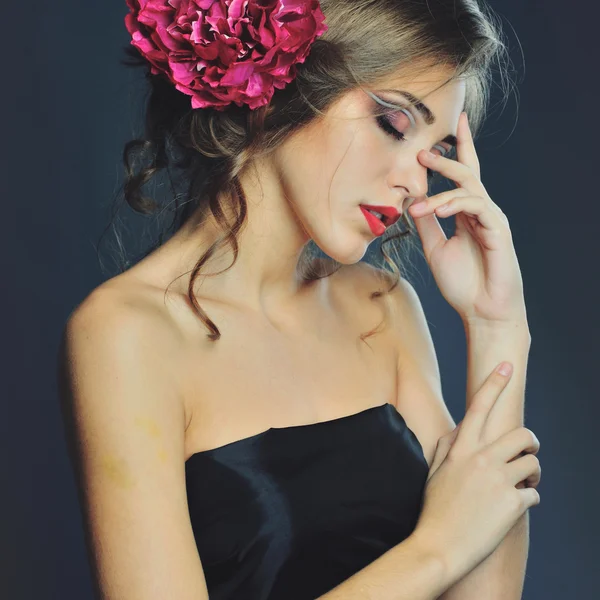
[274,68,466,264]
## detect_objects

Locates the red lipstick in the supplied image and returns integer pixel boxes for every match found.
[359,204,401,236]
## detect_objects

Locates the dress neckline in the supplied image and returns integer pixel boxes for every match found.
[185,402,399,465]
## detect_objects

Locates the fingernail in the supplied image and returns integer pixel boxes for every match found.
[425,150,437,160]
[497,362,513,376]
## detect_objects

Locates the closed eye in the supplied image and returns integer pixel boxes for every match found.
[375,113,406,142]
[375,114,437,181]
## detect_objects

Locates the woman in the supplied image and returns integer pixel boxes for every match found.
[58,0,541,598]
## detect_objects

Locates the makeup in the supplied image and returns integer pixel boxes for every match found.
[366,89,458,156]
[360,206,386,236]
[366,90,417,128]
[359,204,400,236]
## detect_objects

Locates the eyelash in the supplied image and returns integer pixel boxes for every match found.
[375,113,437,180]
[375,113,407,142]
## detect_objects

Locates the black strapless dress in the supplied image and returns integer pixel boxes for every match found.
[185,402,429,599]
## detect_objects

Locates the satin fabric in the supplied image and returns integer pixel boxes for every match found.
[185,402,429,599]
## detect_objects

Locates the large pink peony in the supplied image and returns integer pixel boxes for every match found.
[124,0,328,110]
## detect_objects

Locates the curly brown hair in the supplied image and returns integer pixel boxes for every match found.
[101,0,513,342]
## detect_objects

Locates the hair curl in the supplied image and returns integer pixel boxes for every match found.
[100,0,514,343]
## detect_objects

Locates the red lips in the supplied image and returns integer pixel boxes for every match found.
[359,204,401,227]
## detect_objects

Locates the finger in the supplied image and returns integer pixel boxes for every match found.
[487,427,541,464]
[525,469,542,490]
[456,362,513,447]
[428,435,451,478]
[408,187,471,218]
[430,196,505,232]
[428,423,462,478]
[456,112,481,180]
[516,486,541,511]
[418,147,484,192]
[505,453,541,489]
[410,190,506,233]
[444,423,462,447]
[409,202,448,260]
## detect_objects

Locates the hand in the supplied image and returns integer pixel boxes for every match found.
[408,113,527,325]
[412,362,541,586]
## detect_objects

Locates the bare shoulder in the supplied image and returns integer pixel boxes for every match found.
[339,262,456,467]
[57,283,209,598]
[334,261,396,292]
[66,279,180,344]
[60,279,188,425]
[59,280,187,475]
[337,261,435,343]
[62,282,182,384]
[70,271,180,322]
[335,261,420,303]
[335,261,417,317]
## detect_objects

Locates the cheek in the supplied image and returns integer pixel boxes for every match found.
[326,128,392,200]
[279,119,389,218]
[275,143,337,225]
[358,140,392,175]
[287,129,353,201]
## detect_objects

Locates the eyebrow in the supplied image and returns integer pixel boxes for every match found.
[378,88,458,149]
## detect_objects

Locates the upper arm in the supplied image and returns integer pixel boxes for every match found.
[350,264,456,468]
[389,276,457,467]
[58,288,209,600]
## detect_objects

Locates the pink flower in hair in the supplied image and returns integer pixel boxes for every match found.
[124,0,328,110]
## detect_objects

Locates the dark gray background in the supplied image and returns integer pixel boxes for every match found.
[3,1,598,598]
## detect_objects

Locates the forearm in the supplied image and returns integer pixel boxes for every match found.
[463,319,531,434]
[442,320,532,599]
[318,532,452,600]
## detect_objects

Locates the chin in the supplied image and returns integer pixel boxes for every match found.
[312,236,369,266]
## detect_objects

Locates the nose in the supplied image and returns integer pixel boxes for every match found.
[387,157,429,203]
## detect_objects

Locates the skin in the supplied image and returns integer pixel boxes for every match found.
[127,66,465,324]
[105,66,467,457]
[64,64,538,600]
